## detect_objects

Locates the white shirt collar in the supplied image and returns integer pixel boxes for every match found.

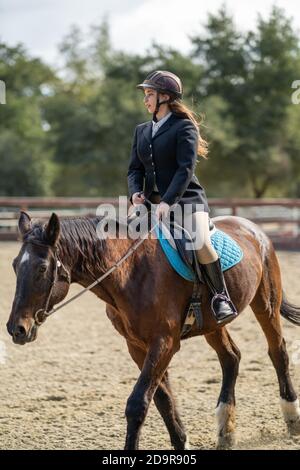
[152,111,172,128]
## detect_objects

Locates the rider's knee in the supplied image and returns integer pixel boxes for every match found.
[191,225,213,251]
[196,239,214,255]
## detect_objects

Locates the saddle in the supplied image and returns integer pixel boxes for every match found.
[125,207,213,337]
[155,218,216,338]
[154,217,244,337]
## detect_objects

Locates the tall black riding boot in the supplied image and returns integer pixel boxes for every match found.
[201,257,238,324]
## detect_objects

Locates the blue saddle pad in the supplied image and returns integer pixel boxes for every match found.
[154,226,243,282]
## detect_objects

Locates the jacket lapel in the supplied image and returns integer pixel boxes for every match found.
[142,122,152,143]
[152,113,177,140]
[141,113,178,143]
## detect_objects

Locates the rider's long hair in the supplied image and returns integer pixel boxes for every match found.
[169,99,208,159]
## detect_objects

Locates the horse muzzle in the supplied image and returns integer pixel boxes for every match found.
[7,317,37,345]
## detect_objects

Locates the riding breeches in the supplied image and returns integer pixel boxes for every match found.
[174,211,219,265]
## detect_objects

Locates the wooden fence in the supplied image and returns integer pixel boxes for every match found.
[0,197,299,249]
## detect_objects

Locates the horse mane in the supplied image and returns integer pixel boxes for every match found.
[60,217,109,275]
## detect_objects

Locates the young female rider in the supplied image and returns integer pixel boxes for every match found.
[127,70,237,324]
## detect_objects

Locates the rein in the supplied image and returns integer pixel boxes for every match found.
[28,204,159,327]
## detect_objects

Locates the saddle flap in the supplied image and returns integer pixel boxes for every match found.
[159,220,204,284]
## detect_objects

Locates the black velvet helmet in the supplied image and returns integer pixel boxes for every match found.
[136,70,183,100]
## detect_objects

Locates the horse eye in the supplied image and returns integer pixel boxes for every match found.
[38,265,47,273]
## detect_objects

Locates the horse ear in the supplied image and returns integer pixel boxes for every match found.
[45,213,60,246]
[18,211,32,237]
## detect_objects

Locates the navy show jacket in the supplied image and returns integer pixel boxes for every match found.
[127,113,210,213]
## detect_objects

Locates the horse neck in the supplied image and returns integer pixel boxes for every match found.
[57,217,140,302]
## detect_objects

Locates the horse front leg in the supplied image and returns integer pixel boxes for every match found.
[127,341,188,450]
[125,335,178,450]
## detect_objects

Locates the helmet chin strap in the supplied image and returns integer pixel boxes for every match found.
[153,96,171,122]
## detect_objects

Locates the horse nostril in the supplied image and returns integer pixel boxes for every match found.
[14,325,26,338]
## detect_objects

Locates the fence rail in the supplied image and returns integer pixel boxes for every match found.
[0,197,299,249]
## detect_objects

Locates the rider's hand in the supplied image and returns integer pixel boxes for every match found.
[132,192,145,206]
[156,201,170,221]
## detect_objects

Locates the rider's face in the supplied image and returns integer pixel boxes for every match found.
[143,88,157,114]
[143,88,170,115]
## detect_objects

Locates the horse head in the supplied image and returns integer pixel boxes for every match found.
[7,211,71,345]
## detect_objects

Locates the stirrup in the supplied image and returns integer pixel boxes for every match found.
[211,293,237,323]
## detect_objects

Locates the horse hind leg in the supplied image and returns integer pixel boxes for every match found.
[250,247,300,436]
[205,327,241,449]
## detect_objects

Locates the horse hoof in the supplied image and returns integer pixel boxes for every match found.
[281,398,300,436]
[216,432,236,450]
[172,436,190,450]
[287,418,300,436]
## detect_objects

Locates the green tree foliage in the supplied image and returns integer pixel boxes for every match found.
[43,19,147,196]
[191,5,300,197]
[0,42,56,195]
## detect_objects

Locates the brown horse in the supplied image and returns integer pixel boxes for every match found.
[6,210,300,450]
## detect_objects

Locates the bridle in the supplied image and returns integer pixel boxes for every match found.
[23,240,71,326]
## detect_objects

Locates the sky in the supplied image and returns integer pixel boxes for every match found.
[0,0,299,66]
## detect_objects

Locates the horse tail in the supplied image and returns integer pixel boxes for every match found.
[280,291,300,326]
